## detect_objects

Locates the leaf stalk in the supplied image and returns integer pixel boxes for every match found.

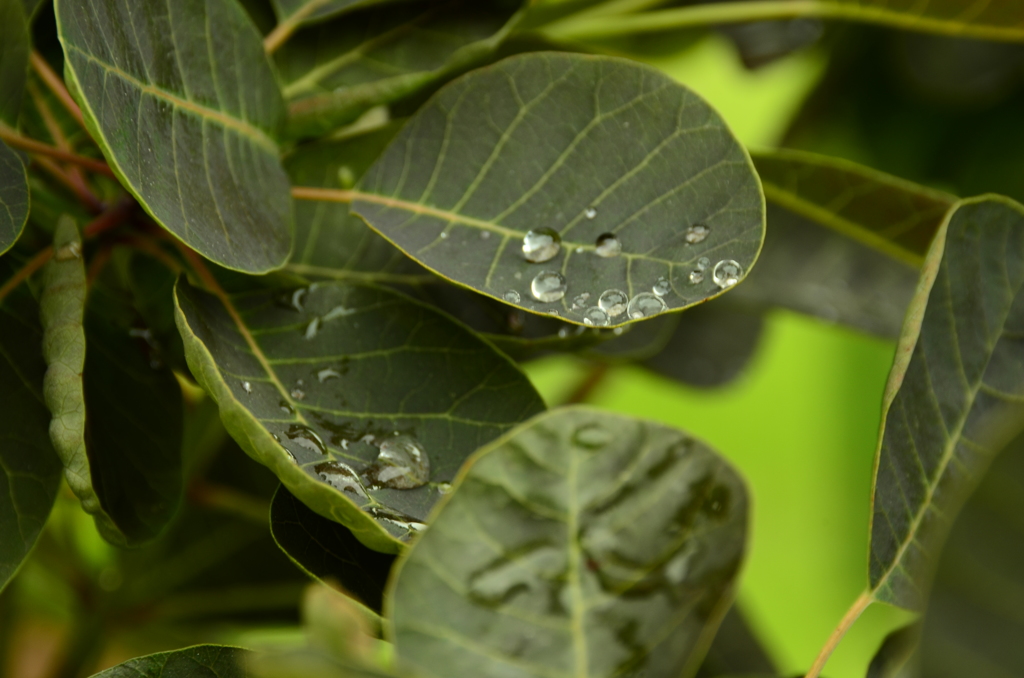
[30,51,86,130]
[804,591,872,678]
[0,127,115,177]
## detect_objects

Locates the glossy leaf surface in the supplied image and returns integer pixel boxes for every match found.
[389,406,749,678]
[869,196,1024,610]
[0,139,29,255]
[174,277,545,552]
[0,0,29,125]
[90,645,250,678]
[279,1,520,138]
[55,0,292,273]
[352,52,765,327]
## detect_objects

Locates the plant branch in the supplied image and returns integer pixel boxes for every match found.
[561,362,611,406]
[804,592,872,678]
[25,81,97,200]
[264,4,318,54]
[0,127,114,177]
[291,186,356,203]
[30,51,86,130]
[0,247,52,303]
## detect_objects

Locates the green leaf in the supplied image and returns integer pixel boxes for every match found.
[89,645,250,678]
[0,139,29,255]
[348,52,765,328]
[271,0,393,25]
[278,1,521,138]
[41,218,185,547]
[0,258,63,593]
[695,605,776,678]
[388,406,749,678]
[54,0,293,274]
[868,196,1024,611]
[271,485,396,612]
[866,623,918,678]
[173,277,546,553]
[0,0,29,125]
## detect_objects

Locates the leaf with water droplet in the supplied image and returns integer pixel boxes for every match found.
[0,140,29,256]
[174,278,545,553]
[388,407,748,678]
[349,53,764,328]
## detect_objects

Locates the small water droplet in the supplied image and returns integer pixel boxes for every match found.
[558,326,571,338]
[582,307,609,327]
[685,223,710,244]
[315,461,367,497]
[612,327,625,336]
[522,228,561,263]
[598,289,628,317]
[584,207,597,219]
[241,381,252,393]
[55,241,81,261]
[363,435,430,490]
[291,388,306,400]
[440,231,449,239]
[279,400,294,414]
[323,305,355,321]
[297,379,304,386]
[504,289,521,303]
[531,271,567,302]
[438,482,453,495]
[574,423,612,449]
[480,231,491,240]
[571,293,590,310]
[338,166,355,188]
[688,270,705,285]
[359,434,375,445]
[712,260,743,289]
[697,256,710,271]
[514,271,522,280]
[290,288,307,311]
[594,233,621,258]
[317,368,341,382]
[283,449,297,463]
[652,276,671,296]
[627,292,667,319]
[304,317,320,340]
[285,424,327,456]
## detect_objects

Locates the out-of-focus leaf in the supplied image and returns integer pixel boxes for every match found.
[0,258,63,592]
[271,485,396,613]
[279,1,521,138]
[350,52,764,327]
[89,645,250,678]
[0,0,29,125]
[303,583,381,663]
[720,18,823,69]
[868,196,1024,611]
[126,249,188,374]
[695,605,776,678]
[271,0,396,26]
[388,406,749,678]
[0,139,29,255]
[918,430,1024,677]
[588,313,679,362]
[55,0,292,273]
[866,623,919,678]
[174,277,545,553]
[253,648,402,678]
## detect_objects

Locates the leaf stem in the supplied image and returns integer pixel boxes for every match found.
[291,185,356,203]
[30,51,86,130]
[804,592,873,678]
[25,80,98,201]
[0,246,52,303]
[264,3,319,54]
[0,126,115,177]
[561,362,611,405]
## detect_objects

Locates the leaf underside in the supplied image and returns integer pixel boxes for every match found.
[389,406,749,678]
[0,140,29,256]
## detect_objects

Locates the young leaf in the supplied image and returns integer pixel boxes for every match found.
[278,1,522,138]
[0,139,29,255]
[54,0,293,273]
[0,258,63,593]
[387,406,749,678]
[173,277,546,553]
[347,52,765,327]
[868,196,1024,610]
[0,0,29,126]
[89,645,250,678]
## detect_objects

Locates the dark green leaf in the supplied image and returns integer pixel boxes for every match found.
[271,0,394,25]
[253,647,402,678]
[55,0,292,273]
[271,485,396,612]
[868,196,1024,610]
[89,645,250,678]
[695,605,776,678]
[588,313,679,362]
[279,1,521,138]
[388,406,749,678]
[866,623,919,678]
[173,277,545,553]
[0,258,63,593]
[0,0,30,125]
[351,52,765,327]
[0,139,29,255]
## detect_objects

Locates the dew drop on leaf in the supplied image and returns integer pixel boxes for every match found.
[598,289,628,317]
[291,388,306,400]
[290,288,307,311]
[279,400,294,414]
[712,260,743,289]
[241,381,252,393]
[627,293,667,319]
[594,233,622,258]
[522,228,561,263]
[480,231,491,240]
[584,207,597,219]
[697,256,710,270]
[323,305,355,321]
[688,270,705,285]
[285,424,327,456]
[583,307,609,327]
[571,292,590,309]
[317,368,341,382]
[363,435,430,490]
[315,461,367,497]
[652,276,671,297]
[531,271,567,302]
[504,290,521,303]
[574,423,612,449]
[685,223,710,244]
[304,317,320,339]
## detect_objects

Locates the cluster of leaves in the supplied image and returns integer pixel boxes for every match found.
[1,0,1024,677]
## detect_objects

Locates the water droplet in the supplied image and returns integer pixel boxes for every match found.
[241,381,252,393]
[359,434,375,445]
[438,482,453,495]
[712,260,743,289]
[688,270,705,285]
[574,423,612,449]
[584,207,597,219]
[598,289,628,317]
[291,389,306,400]
[55,241,81,261]
[571,293,591,310]
[582,307,609,327]
[612,327,625,336]
[514,271,522,280]
[304,317,320,340]
[480,231,491,240]
[531,271,567,302]
[272,433,280,442]
[440,231,449,239]
[315,461,367,497]
[323,305,355,321]
[285,424,327,456]
[338,166,355,188]
[297,379,304,386]
[558,326,571,338]
[363,435,430,490]
[697,256,710,270]
[279,400,294,414]
[594,233,621,258]
[317,368,341,382]
[290,288,307,311]
[522,228,561,263]
[504,290,521,303]
[685,223,710,244]
[652,276,671,297]
[283,449,296,463]
[627,292,667,319]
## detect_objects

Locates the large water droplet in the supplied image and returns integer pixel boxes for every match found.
[571,293,590,310]
[652,276,671,297]
[594,233,622,258]
[241,381,252,394]
[304,317,320,340]
[531,271,567,303]
[712,260,743,289]
[582,307,609,327]
[315,461,367,497]
[627,292,667,319]
[504,290,521,303]
[363,435,430,490]
[285,424,327,456]
[584,207,597,219]
[685,223,710,244]
[522,228,561,263]
[598,289,628,317]
[317,368,341,383]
